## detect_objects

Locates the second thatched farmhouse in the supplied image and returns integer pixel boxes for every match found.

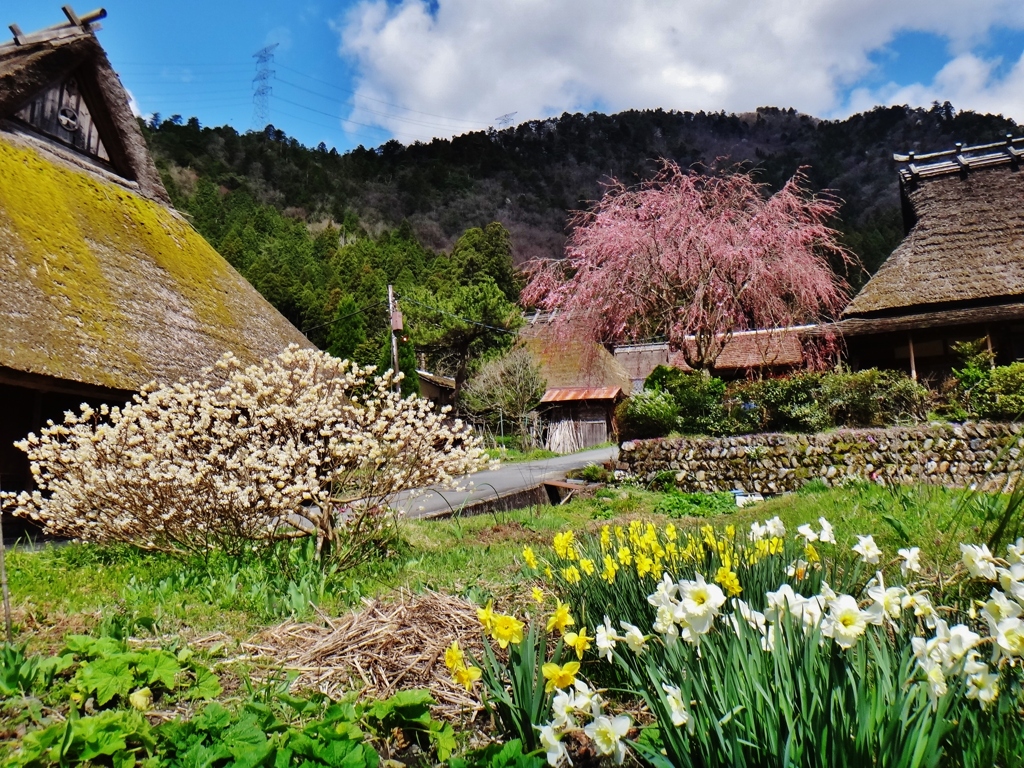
[837,137,1024,379]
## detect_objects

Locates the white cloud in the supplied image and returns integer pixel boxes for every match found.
[333,0,1024,142]
[847,51,1024,119]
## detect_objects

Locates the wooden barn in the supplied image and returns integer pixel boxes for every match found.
[0,10,311,507]
[520,312,632,452]
[837,137,1024,380]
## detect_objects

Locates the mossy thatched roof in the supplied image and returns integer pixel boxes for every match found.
[0,135,311,392]
[845,148,1024,318]
[0,26,169,203]
[520,320,632,392]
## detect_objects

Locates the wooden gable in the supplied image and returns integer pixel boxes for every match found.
[14,71,110,163]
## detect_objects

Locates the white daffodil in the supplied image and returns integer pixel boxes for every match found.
[536,723,569,767]
[982,588,1023,634]
[866,572,907,626]
[551,691,575,730]
[749,520,768,542]
[596,616,618,662]
[766,516,786,538]
[677,574,727,635]
[1007,537,1024,564]
[903,590,939,629]
[853,535,882,565]
[898,546,922,577]
[946,624,981,660]
[961,543,998,581]
[764,584,803,622]
[620,621,647,653]
[966,668,1000,708]
[648,572,679,609]
[997,562,1024,605]
[796,523,818,543]
[919,656,947,707]
[661,683,696,733]
[822,594,869,649]
[817,517,836,544]
[996,617,1024,658]
[585,715,631,765]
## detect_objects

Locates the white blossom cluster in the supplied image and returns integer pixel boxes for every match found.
[2,347,488,560]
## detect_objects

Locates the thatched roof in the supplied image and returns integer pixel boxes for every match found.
[844,138,1024,318]
[520,317,633,393]
[0,17,311,393]
[0,20,169,204]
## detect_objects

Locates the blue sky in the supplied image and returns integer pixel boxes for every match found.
[6,2,1024,152]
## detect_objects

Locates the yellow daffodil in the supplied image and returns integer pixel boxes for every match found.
[477,601,496,633]
[553,531,577,560]
[546,600,575,635]
[805,542,820,563]
[580,558,595,576]
[563,565,581,584]
[724,524,736,539]
[617,546,633,566]
[600,525,612,551]
[714,565,742,597]
[492,613,525,648]
[636,553,654,578]
[602,555,618,584]
[532,586,545,604]
[664,523,677,541]
[542,660,580,692]
[444,640,465,671]
[564,627,593,659]
[544,565,554,580]
[522,546,538,569]
[452,664,482,691]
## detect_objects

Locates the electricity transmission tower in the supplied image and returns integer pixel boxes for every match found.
[495,112,517,129]
[252,43,278,129]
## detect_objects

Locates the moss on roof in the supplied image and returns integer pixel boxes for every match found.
[0,136,311,390]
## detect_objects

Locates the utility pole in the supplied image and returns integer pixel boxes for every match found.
[387,285,402,393]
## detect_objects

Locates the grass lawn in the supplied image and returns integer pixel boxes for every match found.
[2,478,1020,765]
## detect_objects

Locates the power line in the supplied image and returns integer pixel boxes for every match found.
[302,299,388,335]
[271,94,425,141]
[398,294,520,335]
[275,62,491,125]
[275,77,484,133]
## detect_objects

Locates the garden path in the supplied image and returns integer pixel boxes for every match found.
[393,445,618,518]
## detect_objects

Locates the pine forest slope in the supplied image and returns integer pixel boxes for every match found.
[140,104,1020,373]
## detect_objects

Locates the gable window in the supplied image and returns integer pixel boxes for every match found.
[14,75,110,162]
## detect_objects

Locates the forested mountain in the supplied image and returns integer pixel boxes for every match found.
[141,104,1019,379]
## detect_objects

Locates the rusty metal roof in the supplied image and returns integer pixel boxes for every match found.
[540,386,623,403]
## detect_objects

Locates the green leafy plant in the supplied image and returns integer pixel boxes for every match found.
[448,738,546,768]
[654,491,736,519]
[615,389,679,441]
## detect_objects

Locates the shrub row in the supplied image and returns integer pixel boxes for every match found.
[616,362,1024,441]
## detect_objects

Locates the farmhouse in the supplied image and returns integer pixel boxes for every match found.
[0,9,311,496]
[837,137,1024,380]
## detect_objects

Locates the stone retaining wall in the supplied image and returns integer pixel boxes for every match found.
[616,422,1024,494]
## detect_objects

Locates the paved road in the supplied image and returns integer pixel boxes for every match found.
[393,445,618,518]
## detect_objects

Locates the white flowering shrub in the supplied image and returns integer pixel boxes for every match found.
[5,347,487,565]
